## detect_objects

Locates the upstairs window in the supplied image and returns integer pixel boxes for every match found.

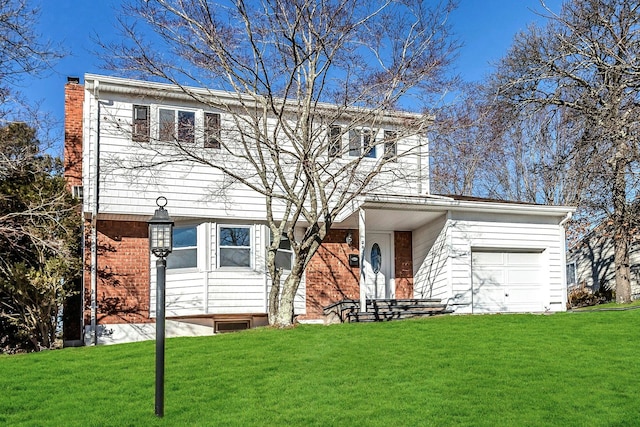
[328,126,342,159]
[167,226,198,269]
[349,129,375,158]
[132,105,150,142]
[204,112,221,149]
[383,130,397,161]
[159,108,195,144]
[219,226,252,268]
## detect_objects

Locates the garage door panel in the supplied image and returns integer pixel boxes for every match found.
[507,252,541,265]
[472,268,504,285]
[472,252,504,265]
[507,269,540,285]
[473,290,506,313]
[472,251,543,313]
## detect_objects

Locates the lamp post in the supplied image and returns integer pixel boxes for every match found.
[148,196,173,418]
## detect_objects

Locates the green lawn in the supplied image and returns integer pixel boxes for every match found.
[573,299,640,311]
[2,311,640,426]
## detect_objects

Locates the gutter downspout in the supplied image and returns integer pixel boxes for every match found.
[559,211,572,310]
[90,80,101,345]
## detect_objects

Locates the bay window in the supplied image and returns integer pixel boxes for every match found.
[167,225,198,269]
[219,225,252,268]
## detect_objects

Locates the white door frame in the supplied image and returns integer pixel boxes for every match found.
[364,232,394,299]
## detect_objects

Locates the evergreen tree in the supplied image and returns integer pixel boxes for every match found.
[0,122,80,352]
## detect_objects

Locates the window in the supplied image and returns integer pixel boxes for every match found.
[383,130,397,161]
[328,126,342,158]
[566,262,577,286]
[159,108,195,143]
[71,185,83,200]
[349,129,375,158]
[167,226,198,269]
[132,105,150,142]
[270,231,294,271]
[219,226,252,268]
[204,112,221,149]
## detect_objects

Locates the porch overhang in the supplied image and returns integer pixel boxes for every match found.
[335,194,576,231]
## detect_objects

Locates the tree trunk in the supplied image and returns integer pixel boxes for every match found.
[614,233,632,303]
[612,148,632,303]
[267,266,281,326]
[271,271,302,327]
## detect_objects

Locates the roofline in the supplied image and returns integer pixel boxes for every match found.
[360,194,576,217]
[82,73,431,126]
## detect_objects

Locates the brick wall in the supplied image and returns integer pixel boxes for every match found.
[84,220,152,325]
[302,229,415,320]
[64,80,83,190]
[394,231,414,298]
[301,229,361,319]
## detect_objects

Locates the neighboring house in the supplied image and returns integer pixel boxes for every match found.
[64,74,575,345]
[566,219,640,300]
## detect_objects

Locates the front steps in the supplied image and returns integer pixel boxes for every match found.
[323,298,451,323]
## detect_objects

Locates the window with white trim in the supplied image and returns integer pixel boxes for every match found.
[328,125,342,159]
[219,225,252,268]
[158,108,196,144]
[566,262,577,287]
[269,231,294,271]
[383,130,397,161]
[167,226,198,269]
[132,105,150,142]
[204,112,221,149]
[349,129,375,158]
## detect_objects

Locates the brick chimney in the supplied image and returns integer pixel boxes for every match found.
[64,76,83,191]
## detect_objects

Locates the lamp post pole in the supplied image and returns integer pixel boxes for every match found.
[148,196,173,418]
[155,257,166,418]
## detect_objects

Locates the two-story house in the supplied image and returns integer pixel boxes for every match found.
[64,74,575,345]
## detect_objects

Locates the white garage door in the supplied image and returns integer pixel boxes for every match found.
[472,251,544,313]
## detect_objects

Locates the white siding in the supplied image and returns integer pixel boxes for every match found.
[447,213,566,314]
[207,222,267,314]
[265,226,307,315]
[149,222,307,317]
[83,85,428,221]
[413,214,449,300]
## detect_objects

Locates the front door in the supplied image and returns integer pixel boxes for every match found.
[364,233,393,299]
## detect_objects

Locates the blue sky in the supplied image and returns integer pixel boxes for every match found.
[22,0,562,153]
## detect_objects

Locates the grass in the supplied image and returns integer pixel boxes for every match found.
[2,311,640,426]
[573,299,640,311]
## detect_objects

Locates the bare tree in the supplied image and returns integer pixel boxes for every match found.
[0,0,61,118]
[490,0,640,302]
[430,84,495,196]
[105,0,458,326]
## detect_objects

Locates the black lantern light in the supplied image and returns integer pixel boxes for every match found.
[148,196,173,418]
[149,196,174,258]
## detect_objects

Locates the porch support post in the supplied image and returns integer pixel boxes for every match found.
[359,208,367,313]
